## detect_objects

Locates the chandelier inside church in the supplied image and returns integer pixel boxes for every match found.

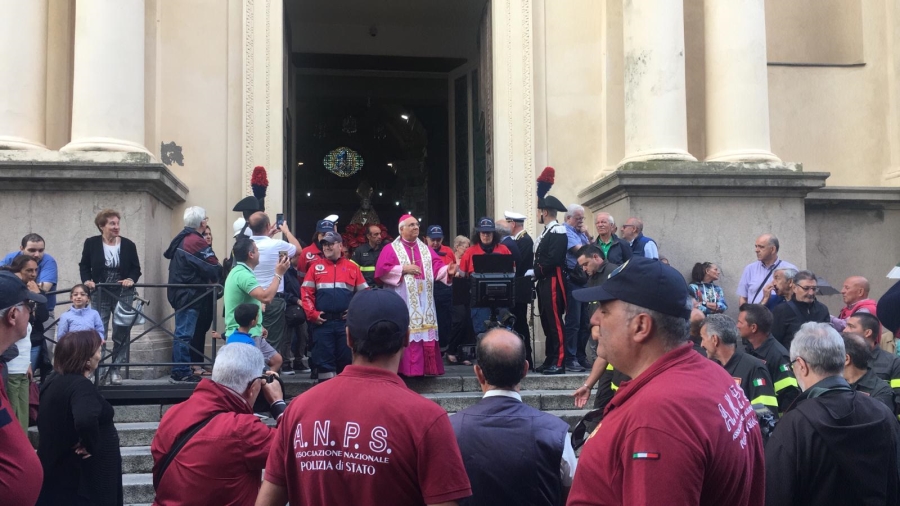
[323,146,364,177]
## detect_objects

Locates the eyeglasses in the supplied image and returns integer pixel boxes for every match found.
[0,300,34,316]
[790,357,805,369]
[796,285,818,292]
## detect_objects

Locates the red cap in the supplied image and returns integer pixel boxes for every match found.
[399,214,415,224]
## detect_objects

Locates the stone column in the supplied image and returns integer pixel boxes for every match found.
[704,0,780,162]
[620,0,696,165]
[61,0,150,154]
[0,0,49,150]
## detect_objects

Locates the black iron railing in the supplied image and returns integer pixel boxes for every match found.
[43,283,222,386]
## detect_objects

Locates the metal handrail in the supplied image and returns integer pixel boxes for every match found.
[42,283,223,386]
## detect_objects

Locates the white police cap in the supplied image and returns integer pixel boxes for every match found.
[504,211,526,222]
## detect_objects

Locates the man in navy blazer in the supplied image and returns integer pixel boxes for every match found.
[450,329,576,506]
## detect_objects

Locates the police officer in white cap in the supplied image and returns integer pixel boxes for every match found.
[504,210,535,369]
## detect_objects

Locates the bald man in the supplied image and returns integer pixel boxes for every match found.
[831,276,878,332]
[737,234,797,306]
[451,329,576,506]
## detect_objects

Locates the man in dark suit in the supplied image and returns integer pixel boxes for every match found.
[451,328,575,506]
[505,211,535,369]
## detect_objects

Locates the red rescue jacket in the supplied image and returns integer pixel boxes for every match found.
[301,256,369,321]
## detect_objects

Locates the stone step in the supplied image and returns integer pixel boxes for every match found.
[121,446,153,474]
[105,372,589,424]
[425,390,581,413]
[282,371,590,397]
[117,408,591,505]
[123,474,154,505]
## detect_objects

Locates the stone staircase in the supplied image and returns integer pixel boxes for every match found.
[29,371,590,505]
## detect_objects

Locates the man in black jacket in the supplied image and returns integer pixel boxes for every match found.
[765,322,900,506]
[533,195,569,375]
[701,314,780,418]
[506,211,534,369]
[841,332,895,411]
[593,212,632,265]
[739,303,800,414]
[164,206,222,383]
[846,311,900,414]
[771,270,829,350]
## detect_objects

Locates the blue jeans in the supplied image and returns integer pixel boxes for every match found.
[172,308,199,379]
[563,276,589,362]
[30,345,41,371]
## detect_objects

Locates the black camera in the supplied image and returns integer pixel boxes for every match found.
[453,255,531,327]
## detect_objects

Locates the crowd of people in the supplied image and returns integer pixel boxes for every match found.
[2,177,900,504]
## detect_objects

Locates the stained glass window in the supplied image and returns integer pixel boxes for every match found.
[323,146,364,177]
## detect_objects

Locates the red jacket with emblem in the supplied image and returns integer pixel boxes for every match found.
[297,243,323,279]
[150,379,276,506]
[301,256,368,321]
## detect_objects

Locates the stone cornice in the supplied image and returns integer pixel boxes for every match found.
[578,161,829,210]
[0,151,188,208]
[805,186,900,209]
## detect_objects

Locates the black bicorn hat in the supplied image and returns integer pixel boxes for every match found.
[232,196,261,213]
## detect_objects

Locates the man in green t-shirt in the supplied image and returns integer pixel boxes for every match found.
[224,238,289,338]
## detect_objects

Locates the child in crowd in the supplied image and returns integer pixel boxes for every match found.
[57,284,105,340]
[220,303,283,371]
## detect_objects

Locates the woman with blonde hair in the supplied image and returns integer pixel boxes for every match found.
[78,209,142,385]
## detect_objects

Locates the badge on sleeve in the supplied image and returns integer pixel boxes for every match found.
[632,452,660,460]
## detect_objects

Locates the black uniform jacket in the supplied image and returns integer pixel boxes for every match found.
[514,231,534,275]
[850,368,896,413]
[869,347,900,413]
[533,221,567,280]
[747,335,800,413]
[722,350,780,418]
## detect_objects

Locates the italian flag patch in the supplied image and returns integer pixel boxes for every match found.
[753,378,767,387]
[779,363,791,372]
[632,452,660,460]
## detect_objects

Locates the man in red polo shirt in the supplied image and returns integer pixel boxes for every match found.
[257,289,471,506]
[0,272,45,506]
[568,258,765,506]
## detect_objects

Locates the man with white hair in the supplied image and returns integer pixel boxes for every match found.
[164,206,223,383]
[593,212,631,265]
[563,204,591,372]
[766,322,900,505]
[375,215,458,376]
[151,343,284,504]
[700,314,780,418]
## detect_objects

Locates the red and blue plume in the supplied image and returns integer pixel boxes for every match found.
[536,166,555,199]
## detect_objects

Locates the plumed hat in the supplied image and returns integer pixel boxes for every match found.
[536,167,566,212]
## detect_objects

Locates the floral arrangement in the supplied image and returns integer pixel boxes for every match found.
[251,166,268,209]
[342,223,392,251]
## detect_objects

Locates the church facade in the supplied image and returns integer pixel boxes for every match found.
[1,0,899,354]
